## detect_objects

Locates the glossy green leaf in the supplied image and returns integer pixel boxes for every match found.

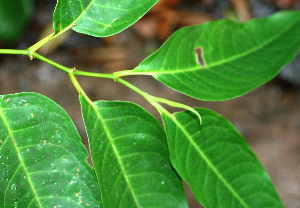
[135,11,300,101]
[162,108,284,208]
[80,96,188,208]
[0,93,101,207]
[0,0,33,44]
[53,0,158,37]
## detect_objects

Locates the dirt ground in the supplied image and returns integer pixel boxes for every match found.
[1,0,300,207]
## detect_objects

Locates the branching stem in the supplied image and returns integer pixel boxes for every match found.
[116,78,175,119]
[0,43,201,124]
[28,23,76,55]
[116,78,202,123]
[28,33,55,58]
[68,72,96,108]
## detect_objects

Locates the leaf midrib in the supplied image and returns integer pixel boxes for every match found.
[58,0,93,31]
[91,104,141,207]
[0,107,42,207]
[170,116,250,208]
[141,17,299,75]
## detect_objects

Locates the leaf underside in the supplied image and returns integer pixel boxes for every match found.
[53,0,158,37]
[80,96,188,208]
[162,108,284,208]
[135,11,300,101]
[0,93,101,208]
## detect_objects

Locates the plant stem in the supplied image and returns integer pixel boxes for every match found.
[73,70,115,80]
[116,78,201,123]
[28,23,76,55]
[152,96,202,124]
[0,49,115,79]
[33,53,73,73]
[28,33,55,57]
[116,78,175,119]
[113,70,159,79]
[68,72,96,108]
[0,49,199,123]
[0,49,29,56]
[0,49,73,74]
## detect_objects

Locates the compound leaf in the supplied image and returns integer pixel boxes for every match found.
[80,96,188,208]
[53,0,158,37]
[162,108,284,208]
[0,93,101,208]
[135,11,300,101]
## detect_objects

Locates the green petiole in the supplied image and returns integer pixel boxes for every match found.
[0,41,201,126]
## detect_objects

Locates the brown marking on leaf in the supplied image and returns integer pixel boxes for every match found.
[78,198,82,204]
[86,203,90,206]
[75,192,80,197]
[194,47,206,67]
[58,23,60,27]
[5,98,9,102]
[54,169,57,171]
[25,103,28,106]
[62,155,65,159]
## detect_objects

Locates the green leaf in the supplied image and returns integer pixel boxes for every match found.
[0,93,101,208]
[162,108,284,208]
[53,0,158,37]
[0,0,33,44]
[80,96,188,208]
[135,11,300,101]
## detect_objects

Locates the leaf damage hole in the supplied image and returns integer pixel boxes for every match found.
[195,47,205,67]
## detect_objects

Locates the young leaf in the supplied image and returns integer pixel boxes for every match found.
[135,11,300,101]
[80,96,188,208]
[53,0,158,37]
[162,108,284,208]
[0,93,101,207]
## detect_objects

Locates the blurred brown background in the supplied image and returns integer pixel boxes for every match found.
[1,0,300,207]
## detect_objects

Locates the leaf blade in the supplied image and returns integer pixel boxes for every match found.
[53,0,158,37]
[162,108,284,208]
[80,96,188,208]
[135,11,300,101]
[0,93,101,207]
